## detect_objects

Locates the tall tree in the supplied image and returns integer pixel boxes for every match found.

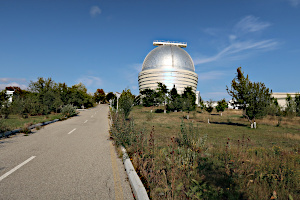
[227,67,272,127]
[216,98,228,116]
[167,85,181,111]
[94,89,106,103]
[156,82,168,113]
[182,86,196,120]
[29,77,57,114]
[106,92,116,102]
[119,89,134,119]
[0,90,10,118]
[141,88,156,107]
[295,93,300,116]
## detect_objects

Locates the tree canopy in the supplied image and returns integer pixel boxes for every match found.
[119,89,135,119]
[216,98,228,113]
[94,89,106,103]
[227,67,272,125]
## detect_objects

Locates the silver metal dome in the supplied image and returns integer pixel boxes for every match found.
[142,45,195,72]
[139,42,198,94]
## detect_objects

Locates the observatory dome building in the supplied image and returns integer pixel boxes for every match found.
[138,41,198,94]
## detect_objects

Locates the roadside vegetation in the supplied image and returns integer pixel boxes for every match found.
[111,106,299,200]
[110,67,300,199]
[0,77,117,134]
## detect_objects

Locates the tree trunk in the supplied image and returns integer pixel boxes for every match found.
[243,114,254,128]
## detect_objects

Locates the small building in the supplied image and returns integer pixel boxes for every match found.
[6,90,14,103]
[271,92,299,108]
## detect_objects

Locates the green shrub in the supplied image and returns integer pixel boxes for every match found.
[110,110,137,147]
[61,104,77,118]
[20,123,32,135]
[0,119,8,136]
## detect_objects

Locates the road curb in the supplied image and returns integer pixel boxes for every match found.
[109,109,149,200]
[1,119,60,138]
[121,146,149,200]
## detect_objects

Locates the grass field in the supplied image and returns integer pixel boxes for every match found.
[111,106,300,199]
[0,113,63,133]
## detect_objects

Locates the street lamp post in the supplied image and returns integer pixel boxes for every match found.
[115,92,121,113]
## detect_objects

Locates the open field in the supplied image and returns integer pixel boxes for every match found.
[131,106,300,151]
[0,113,63,132]
[111,106,300,199]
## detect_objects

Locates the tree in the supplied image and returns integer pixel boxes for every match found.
[55,82,69,105]
[182,87,196,120]
[141,88,156,107]
[204,99,214,123]
[68,83,93,109]
[284,94,296,117]
[227,67,272,127]
[119,89,134,119]
[156,82,168,113]
[0,90,10,119]
[167,85,181,111]
[0,90,8,106]
[295,93,300,116]
[169,85,179,102]
[94,89,106,104]
[106,92,116,102]
[29,77,57,114]
[216,98,228,116]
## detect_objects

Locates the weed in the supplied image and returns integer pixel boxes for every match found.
[20,123,32,135]
[110,106,300,199]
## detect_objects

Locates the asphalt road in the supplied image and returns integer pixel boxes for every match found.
[0,104,134,200]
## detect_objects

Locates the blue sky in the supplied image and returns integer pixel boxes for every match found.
[0,0,299,101]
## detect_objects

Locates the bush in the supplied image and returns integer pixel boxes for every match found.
[119,89,134,119]
[61,104,77,118]
[110,111,137,147]
[0,119,8,136]
[20,123,32,135]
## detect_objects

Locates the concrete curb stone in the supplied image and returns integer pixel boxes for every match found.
[121,146,149,200]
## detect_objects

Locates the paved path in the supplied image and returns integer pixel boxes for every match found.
[0,105,133,200]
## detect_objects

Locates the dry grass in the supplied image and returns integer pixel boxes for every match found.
[111,106,300,199]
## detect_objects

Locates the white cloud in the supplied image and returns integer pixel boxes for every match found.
[202,28,221,36]
[287,0,300,7]
[0,82,28,90]
[131,63,143,73]
[198,70,227,81]
[229,35,237,41]
[90,6,101,17]
[77,76,102,87]
[0,78,27,83]
[0,78,28,90]
[234,15,271,34]
[194,39,278,65]
[194,15,278,65]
